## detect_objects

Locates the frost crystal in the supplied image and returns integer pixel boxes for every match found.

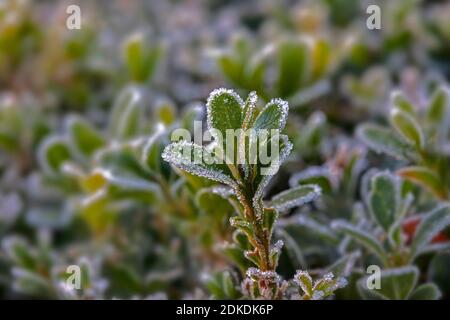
[210,186,235,198]
[273,239,284,252]
[336,277,348,289]
[322,272,334,281]
[243,91,258,124]
[312,290,325,300]
[246,267,281,283]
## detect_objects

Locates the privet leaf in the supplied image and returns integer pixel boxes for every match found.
[397,166,447,199]
[242,91,258,129]
[427,86,448,124]
[268,184,321,212]
[252,134,293,218]
[356,124,414,160]
[253,98,289,132]
[206,88,243,138]
[358,266,418,300]
[332,220,387,265]
[391,91,415,115]
[38,136,72,174]
[368,172,399,232]
[293,271,313,297]
[67,115,105,157]
[109,87,143,140]
[276,40,309,98]
[124,32,161,83]
[408,283,441,300]
[390,108,424,149]
[276,228,306,269]
[262,208,278,236]
[162,141,236,188]
[410,204,450,259]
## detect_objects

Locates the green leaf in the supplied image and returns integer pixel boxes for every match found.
[205,271,240,299]
[332,220,387,265]
[262,208,278,236]
[408,283,441,300]
[3,237,36,269]
[242,91,258,129]
[294,271,313,297]
[368,172,399,232]
[397,166,447,199]
[38,136,72,173]
[427,86,448,124]
[123,32,161,83]
[12,268,54,298]
[97,147,160,194]
[196,188,234,216]
[253,98,289,132]
[390,108,424,148]
[154,100,176,125]
[109,86,143,140]
[276,228,306,269]
[67,115,105,157]
[391,91,415,115]
[410,204,450,259]
[357,124,415,160]
[268,184,321,212]
[141,126,166,173]
[252,134,293,217]
[311,39,331,81]
[217,55,244,87]
[428,252,450,295]
[325,251,360,278]
[221,243,252,271]
[294,215,339,244]
[162,141,236,188]
[206,88,243,139]
[276,40,309,98]
[358,266,418,300]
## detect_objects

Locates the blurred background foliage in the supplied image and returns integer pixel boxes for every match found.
[0,0,449,299]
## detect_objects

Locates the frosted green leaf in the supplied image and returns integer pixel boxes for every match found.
[124,32,161,83]
[276,40,309,98]
[252,134,293,219]
[67,115,105,157]
[109,86,143,140]
[390,108,424,149]
[294,270,313,296]
[206,88,243,138]
[268,184,321,212]
[162,141,237,188]
[427,86,449,125]
[253,98,289,132]
[368,172,399,232]
[391,91,415,115]
[332,220,387,266]
[409,283,441,300]
[397,166,447,199]
[410,204,450,259]
[242,91,258,129]
[38,136,72,174]
[357,124,415,160]
[358,266,418,300]
[141,124,166,172]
